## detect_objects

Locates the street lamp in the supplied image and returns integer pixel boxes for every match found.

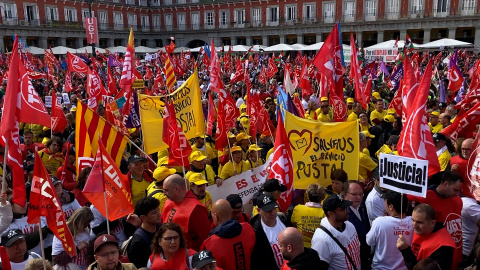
[85,0,96,57]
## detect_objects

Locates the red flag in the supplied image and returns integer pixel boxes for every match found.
[267,115,293,212]
[447,65,464,95]
[119,28,135,89]
[467,132,480,200]
[442,102,480,141]
[206,93,217,136]
[215,92,240,151]
[299,57,312,97]
[401,55,419,122]
[65,72,74,92]
[107,67,118,96]
[28,151,77,257]
[259,66,268,85]
[162,99,192,170]
[292,95,306,118]
[267,57,278,78]
[144,66,154,80]
[86,68,105,110]
[230,60,244,84]
[51,94,68,133]
[350,32,367,109]
[0,36,20,135]
[209,39,224,95]
[398,60,440,176]
[67,52,88,74]
[388,80,403,115]
[82,140,134,221]
[165,41,176,55]
[0,246,11,270]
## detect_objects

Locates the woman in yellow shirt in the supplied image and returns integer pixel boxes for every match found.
[39,137,64,177]
[358,112,372,132]
[246,144,264,169]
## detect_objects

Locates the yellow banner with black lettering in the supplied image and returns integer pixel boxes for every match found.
[139,70,204,154]
[284,111,360,189]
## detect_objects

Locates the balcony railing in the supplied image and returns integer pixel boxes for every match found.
[342,14,355,22]
[409,8,424,18]
[460,7,475,15]
[323,15,335,23]
[385,11,400,19]
[364,11,377,21]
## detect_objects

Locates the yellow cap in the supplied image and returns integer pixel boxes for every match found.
[188,172,208,186]
[362,131,375,139]
[157,156,169,166]
[239,103,247,110]
[430,111,440,117]
[372,92,381,99]
[189,150,207,163]
[294,93,300,97]
[244,95,248,100]
[231,146,242,152]
[387,108,396,115]
[248,144,262,152]
[236,133,251,142]
[128,128,137,134]
[240,117,250,127]
[347,98,354,104]
[274,99,277,104]
[228,132,236,139]
[70,106,77,112]
[383,114,395,123]
[153,166,176,182]
[195,131,205,138]
[320,97,328,102]
[43,126,50,131]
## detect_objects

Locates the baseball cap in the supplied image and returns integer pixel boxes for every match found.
[320,97,328,102]
[248,144,262,152]
[70,106,77,112]
[432,133,447,142]
[195,131,205,138]
[387,108,396,115]
[188,172,208,186]
[157,156,169,166]
[322,195,353,213]
[263,179,287,192]
[189,151,207,163]
[439,102,447,109]
[153,166,176,182]
[372,92,381,99]
[51,176,61,186]
[231,146,242,152]
[128,155,147,164]
[192,250,216,269]
[383,114,395,123]
[430,111,440,117]
[226,194,243,209]
[347,98,354,104]
[256,192,279,212]
[362,131,375,139]
[94,234,118,253]
[236,133,251,142]
[228,132,237,139]
[1,229,25,247]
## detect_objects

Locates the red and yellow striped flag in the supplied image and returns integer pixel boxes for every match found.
[75,100,129,174]
[164,56,176,91]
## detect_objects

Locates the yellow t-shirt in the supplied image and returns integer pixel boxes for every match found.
[185,165,217,186]
[347,112,358,122]
[23,123,44,142]
[438,149,452,171]
[362,148,370,156]
[247,158,264,169]
[157,149,183,173]
[219,160,251,180]
[370,110,387,125]
[317,113,331,122]
[131,177,151,207]
[199,191,213,212]
[146,182,167,214]
[39,151,64,177]
[359,151,378,180]
[291,204,325,248]
[191,144,217,161]
[359,122,371,132]
[429,123,443,133]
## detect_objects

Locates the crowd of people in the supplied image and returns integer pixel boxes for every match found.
[0,44,479,270]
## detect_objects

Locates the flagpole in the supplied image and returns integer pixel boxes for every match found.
[2,138,8,194]
[38,221,47,270]
[103,191,110,235]
[225,133,236,174]
[179,147,188,190]
[125,136,157,167]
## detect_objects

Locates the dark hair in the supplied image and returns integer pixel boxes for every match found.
[46,136,63,151]
[151,222,186,255]
[134,196,160,217]
[376,99,384,104]
[76,167,92,190]
[413,258,441,270]
[441,171,463,184]
[23,130,33,136]
[331,169,348,183]
[385,190,408,214]
[413,203,436,221]
[306,183,326,203]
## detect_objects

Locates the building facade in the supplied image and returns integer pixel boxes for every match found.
[0,0,479,52]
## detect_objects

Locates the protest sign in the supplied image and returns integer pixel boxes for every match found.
[62,93,70,104]
[139,70,205,154]
[45,96,52,108]
[379,153,428,198]
[207,156,272,215]
[284,111,359,189]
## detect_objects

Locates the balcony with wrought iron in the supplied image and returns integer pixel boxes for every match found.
[409,8,424,18]
[302,16,318,24]
[323,14,335,23]
[433,6,450,17]
[342,14,355,22]
[364,11,377,21]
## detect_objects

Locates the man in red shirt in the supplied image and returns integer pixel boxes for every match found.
[56,148,76,191]
[407,171,464,269]
[20,130,44,161]
[451,138,473,197]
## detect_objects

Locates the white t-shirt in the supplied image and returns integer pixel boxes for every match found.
[0,252,40,270]
[52,230,92,269]
[261,216,286,268]
[461,197,480,256]
[62,199,81,220]
[365,188,386,224]
[2,216,52,255]
[366,216,413,270]
[90,205,126,246]
[301,99,309,110]
[311,218,361,270]
[236,98,245,108]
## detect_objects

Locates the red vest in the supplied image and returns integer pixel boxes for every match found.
[281,260,292,270]
[149,248,196,270]
[201,223,256,270]
[412,227,455,264]
[161,192,203,234]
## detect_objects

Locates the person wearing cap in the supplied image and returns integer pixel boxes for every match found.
[226,194,250,223]
[247,144,264,168]
[278,227,324,270]
[56,147,77,191]
[219,146,251,180]
[251,178,288,216]
[311,195,361,270]
[359,132,378,181]
[88,234,136,270]
[429,111,443,133]
[346,98,355,116]
[161,174,210,251]
[396,204,455,270]
[369,114,394,156]
[20,130,45,161]
[250,192,291,270]
[191,132,216,166]
[361,131,375,156]
[0,229,41,269]
[236,133,251,158]
[186,151,220,187]
[38,136,65,177]
[188,173,213,211]
[146,165,176,214]
[370,99,387,126]
[291,183,326,248]
[258,130,274,161]
[238,115,251,136]
[201,200,255,270]
[218,132,238,168]
[366,191,413,270]
[127,155,153,207]
[346,101,363,122]
[316,101,332,122]
[432,133,452,171]
[315,97,333,120]
[192,250,223,270]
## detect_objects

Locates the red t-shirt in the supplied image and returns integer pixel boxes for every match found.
[450,156,472,198]
[20,143,45,161]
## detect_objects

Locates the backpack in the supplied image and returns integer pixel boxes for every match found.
[120,227,150,257]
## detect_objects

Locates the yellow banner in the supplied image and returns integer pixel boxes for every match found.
[139,70,204,154]
[284,111,360,189]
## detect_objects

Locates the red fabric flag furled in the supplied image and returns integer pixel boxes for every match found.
[230,59,244,84]
[267,114,294,212]
[215,91,240,151]
[119,28,135,90]
[388,80,403,115]
[442,102,480,141]
[28,151,77,257]
[67,52,88,74]
[299,57,312,97]
[267,57,278,78]
[350,32,367,109]
[401,55,419,123]
[65,72,74,92]
[51,94,68,133]
[206,93,217,136]
[398,60,440,176]
[209,39,223,95]
[86,68,106,110]
[107,67,118,96]
[447,62,464,95]
[162,99,192,170]
[292,95,306,118]
[0,246,11,270]
[82,140,134,221]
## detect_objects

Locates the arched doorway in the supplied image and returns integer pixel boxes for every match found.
[186,39,206,48]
